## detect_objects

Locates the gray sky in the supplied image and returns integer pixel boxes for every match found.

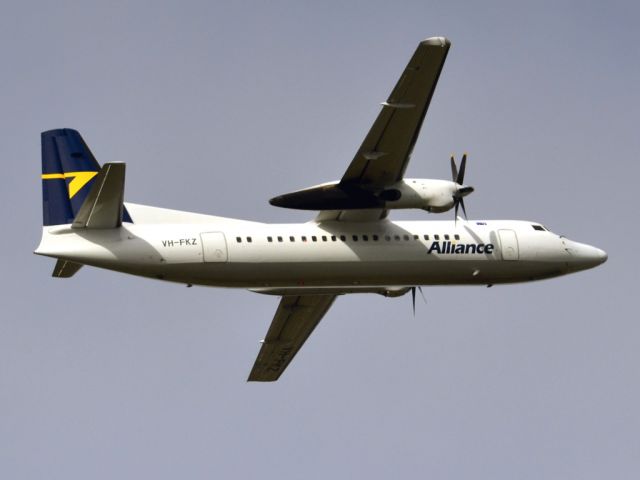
[1,1,638,478]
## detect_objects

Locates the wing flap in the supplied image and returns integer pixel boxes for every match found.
[248,294,336,382]
[314,208,388,223]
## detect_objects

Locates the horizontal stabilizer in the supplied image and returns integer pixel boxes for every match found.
[72,163,126,229]
[52,259,83,278]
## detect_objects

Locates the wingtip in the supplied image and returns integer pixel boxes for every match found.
[420,36,450,47]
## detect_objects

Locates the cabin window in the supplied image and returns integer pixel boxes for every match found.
[277,236,283,242]
[267,236,273,242]
[322,236,327,242]
[352,235,358,241]
[413,235,419,240]
[384,235,391,241]
[236,237,242,243]
[423,235,429,241]
[289,236,295,242]
[312,236,317,242]
[246,237,252,243]
[444,234,450,240]
[340,235,346,241]
[454,234,460,240]
[331,235,337,241]
[362,235,369,241]
[301,236,307,242]
[434,234,440,240]
[403,235,410,241]
[394,235,401,241]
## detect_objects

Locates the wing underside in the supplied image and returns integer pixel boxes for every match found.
[342,37,450,187]
[269,37,451,214]
[248,294,337,382]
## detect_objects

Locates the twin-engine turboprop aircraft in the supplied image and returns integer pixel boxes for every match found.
[35,37,606,381]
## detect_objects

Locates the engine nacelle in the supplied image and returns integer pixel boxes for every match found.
[269,177,473,213]
[380,178,458,212]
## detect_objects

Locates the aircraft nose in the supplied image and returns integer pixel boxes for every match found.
[594,247,608,264]
[565,241,607,270]
[583,245,607,265]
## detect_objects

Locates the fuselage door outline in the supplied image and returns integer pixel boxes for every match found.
[200,232,228,263]
[498,229,519,261]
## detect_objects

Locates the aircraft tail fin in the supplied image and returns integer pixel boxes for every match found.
[40,129,132,226]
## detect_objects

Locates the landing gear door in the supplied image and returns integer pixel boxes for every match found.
[200,232,228,263]
[498,229,519,260]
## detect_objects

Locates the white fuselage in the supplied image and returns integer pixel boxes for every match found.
[35,205,607,292]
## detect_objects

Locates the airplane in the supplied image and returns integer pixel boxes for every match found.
[35,37,607,381]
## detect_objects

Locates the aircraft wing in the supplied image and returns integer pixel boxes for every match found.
[269,37,451,214]
[341,37,450,188]
[248,294,336,382]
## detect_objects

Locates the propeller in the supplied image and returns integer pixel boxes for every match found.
[411,286,427,316]
[450,153,474,223]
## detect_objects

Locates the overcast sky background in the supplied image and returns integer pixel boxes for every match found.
[1,1,638,478]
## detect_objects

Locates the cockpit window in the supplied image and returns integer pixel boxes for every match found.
[532,225,545,231]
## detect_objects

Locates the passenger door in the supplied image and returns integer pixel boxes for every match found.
[200,232,228,262]
[498,229,519,260]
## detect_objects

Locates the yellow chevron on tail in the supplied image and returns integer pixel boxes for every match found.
[41,171,98,198]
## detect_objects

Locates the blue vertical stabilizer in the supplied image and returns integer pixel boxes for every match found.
[41,129,132,225]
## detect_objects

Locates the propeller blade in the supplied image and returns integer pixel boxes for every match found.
[411,287,416,316]
[418,286,427,304]
[457,153,467,184]
[450,153,471,223]
[454,200,459,225]
[450,155,458,182]
[460,197,468,219]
